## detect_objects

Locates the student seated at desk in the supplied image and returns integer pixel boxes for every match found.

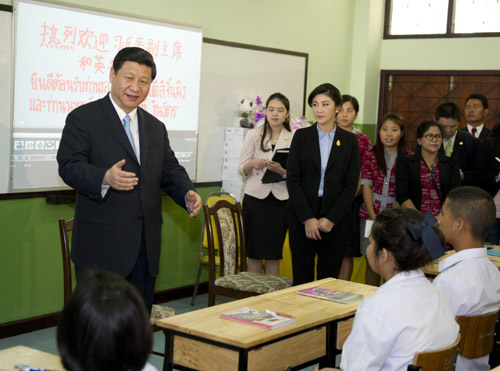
[339,208,459,371]
[57,270,157,371]
[434,186,500,371]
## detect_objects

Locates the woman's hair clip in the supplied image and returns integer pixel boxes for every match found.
[408,211,446,260]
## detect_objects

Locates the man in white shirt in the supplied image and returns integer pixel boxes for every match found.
[434,186,500,371]
[461,93,490,140]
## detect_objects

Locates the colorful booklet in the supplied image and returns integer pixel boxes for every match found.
[219,307,296,329]
[297,287,364,304]
[487,249,500,257]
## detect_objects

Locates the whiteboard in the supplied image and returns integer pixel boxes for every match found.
[0,7,307,192]
[196,39,307,183]
[0,8,12,194]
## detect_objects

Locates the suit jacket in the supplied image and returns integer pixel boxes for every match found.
[439,130,480,185]
[238,126,294,200]
[286,124,360,225]
[475,136,500,197]
[396,153,461,210]
[460,126,490,141]
[57,94,195,277]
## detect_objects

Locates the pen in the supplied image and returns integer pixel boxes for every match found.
[265,309,295,318]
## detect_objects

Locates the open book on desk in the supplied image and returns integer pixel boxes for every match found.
[261,148,289,184]
[297,287,364,304]
[219,307,296,329]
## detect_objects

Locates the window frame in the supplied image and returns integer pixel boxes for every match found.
[384,0,500,39]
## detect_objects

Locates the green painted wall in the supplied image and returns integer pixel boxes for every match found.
[0,187,218,324]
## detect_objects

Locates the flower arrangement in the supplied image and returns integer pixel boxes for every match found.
[238,95,311,130]
[290,115,309,130]
[239,96,265,128]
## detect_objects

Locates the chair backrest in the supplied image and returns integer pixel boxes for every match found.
[201,192,237,250]
[411,333,461,371]
[203,200,246,282]
[58,218,74,306]
[456,310,499,359]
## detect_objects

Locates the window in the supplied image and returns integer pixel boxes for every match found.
[385,0,500,38]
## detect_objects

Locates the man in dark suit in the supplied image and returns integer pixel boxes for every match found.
[461,93,490,140]
[435,102,480,185]
[57,47,201,312]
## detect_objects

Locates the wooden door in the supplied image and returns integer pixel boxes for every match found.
[379,71,500,150]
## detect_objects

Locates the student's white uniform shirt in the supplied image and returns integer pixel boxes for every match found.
[340,270,459,371]
[433,247,500,371]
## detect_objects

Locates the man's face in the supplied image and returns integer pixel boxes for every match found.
[437,199,455,245]
[437,117,459,140]
[109,61,152,113]
[465,98,488,126]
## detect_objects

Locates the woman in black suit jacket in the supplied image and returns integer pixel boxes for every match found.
[396,120,460,216]
[286,83,360,285]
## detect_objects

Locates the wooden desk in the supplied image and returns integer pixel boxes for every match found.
[0,346,64,370]
[423,247,500,277]
[157,278,377,371]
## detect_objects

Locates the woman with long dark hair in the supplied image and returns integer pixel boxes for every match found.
[359,113,411,285]
[238,93,293,275]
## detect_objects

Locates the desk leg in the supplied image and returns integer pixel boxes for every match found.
[162,329,174,371]
[321,321,338,368]
[238,349,248,371]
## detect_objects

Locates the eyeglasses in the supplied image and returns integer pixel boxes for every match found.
[422,133,442,141]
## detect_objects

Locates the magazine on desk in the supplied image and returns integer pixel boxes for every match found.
[297,287,364,304]
[219,307,296,329]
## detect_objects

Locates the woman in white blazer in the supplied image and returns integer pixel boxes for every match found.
[238,93,294,275]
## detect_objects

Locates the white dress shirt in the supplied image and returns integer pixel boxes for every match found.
[341,270,459,371]
[466,123,484,138]
[433,248,500,371]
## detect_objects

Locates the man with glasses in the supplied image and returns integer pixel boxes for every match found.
[435,102,480,185]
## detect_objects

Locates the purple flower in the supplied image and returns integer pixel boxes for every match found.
[253,109,266,123]
[256,96,263,106]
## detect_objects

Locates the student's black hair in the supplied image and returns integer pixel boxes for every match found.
[415,120,443,154]
[446,186,496,242]
[340,94,359,113]
[57,270,152,371]
[371,208,441,271]
[260,92,291,152]
[373,113,406,174]
[465,93,489,109]
[307,83,342,107]
[434,102,461,122]
[112,47,157,81]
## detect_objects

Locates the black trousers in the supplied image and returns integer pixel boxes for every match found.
[75,226,156,315]
[288,199,346,286]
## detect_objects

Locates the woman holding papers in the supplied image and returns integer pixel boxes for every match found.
[286,83,360,285]
[358,113,411,286]
[238,93,294,275]
[340,208,459,371]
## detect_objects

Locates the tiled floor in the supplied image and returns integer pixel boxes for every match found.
[0,293,320,370]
